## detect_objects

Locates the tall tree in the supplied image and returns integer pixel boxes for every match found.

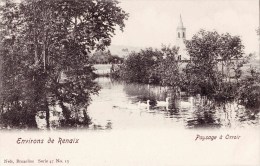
[185,30,244,96]
[0,0,128,129]
[152,45,180,87]
[120,48,163,84]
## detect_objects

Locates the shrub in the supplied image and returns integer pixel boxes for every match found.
[238,68,260,109]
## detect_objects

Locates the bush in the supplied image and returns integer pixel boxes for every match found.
[238,68,260,109]
[116,48,164,84]
[113,46,180,86]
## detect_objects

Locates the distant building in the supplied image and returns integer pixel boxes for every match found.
[176,15,189,60]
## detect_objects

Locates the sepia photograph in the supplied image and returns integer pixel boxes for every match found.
[0,0,259,165]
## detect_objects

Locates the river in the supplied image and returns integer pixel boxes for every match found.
[86,77,260,130]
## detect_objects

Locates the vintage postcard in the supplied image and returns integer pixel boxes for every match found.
[0,0,259,165]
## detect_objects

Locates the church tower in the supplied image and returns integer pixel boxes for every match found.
[176,15,189,60]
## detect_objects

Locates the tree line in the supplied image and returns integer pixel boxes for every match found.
[112,30,260,109]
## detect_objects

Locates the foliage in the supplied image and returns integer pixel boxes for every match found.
[151,45,181,87]
[184,30,245,97]
[0,0,128,129]
[114,46,181,85]
[90,50,123,64]
[112,29,258,108]
[117,47,164,84]
[238,67,260,109]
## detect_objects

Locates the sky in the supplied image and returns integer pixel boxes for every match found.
[0,0,258,54]
[111,0,259,54]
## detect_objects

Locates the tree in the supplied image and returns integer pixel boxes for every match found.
[238,67,260,108]
[113,45,182,86]
[119,48,163,84]
[185,30,245,97]
[0,0,128,129]
[90,50,123,64]
[152,45,180,87]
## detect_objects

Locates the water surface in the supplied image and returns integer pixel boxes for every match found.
[87,77,260,130]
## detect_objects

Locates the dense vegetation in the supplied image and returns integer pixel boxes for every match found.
[0,0,128,129]
[238,68,260,109]
[112,30,260,109]
[90,50,123,64]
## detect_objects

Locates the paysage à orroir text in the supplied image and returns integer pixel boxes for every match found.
[195,134,241,141]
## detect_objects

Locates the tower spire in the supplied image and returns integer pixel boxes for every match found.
[176,14,188,60]
[178,14,184,29]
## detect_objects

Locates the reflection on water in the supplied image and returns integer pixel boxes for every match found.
[87,77,260,130]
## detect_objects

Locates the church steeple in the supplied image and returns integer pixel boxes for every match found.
[178,15,184,29]
[176,14,189,60]
[176,14,186,39]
